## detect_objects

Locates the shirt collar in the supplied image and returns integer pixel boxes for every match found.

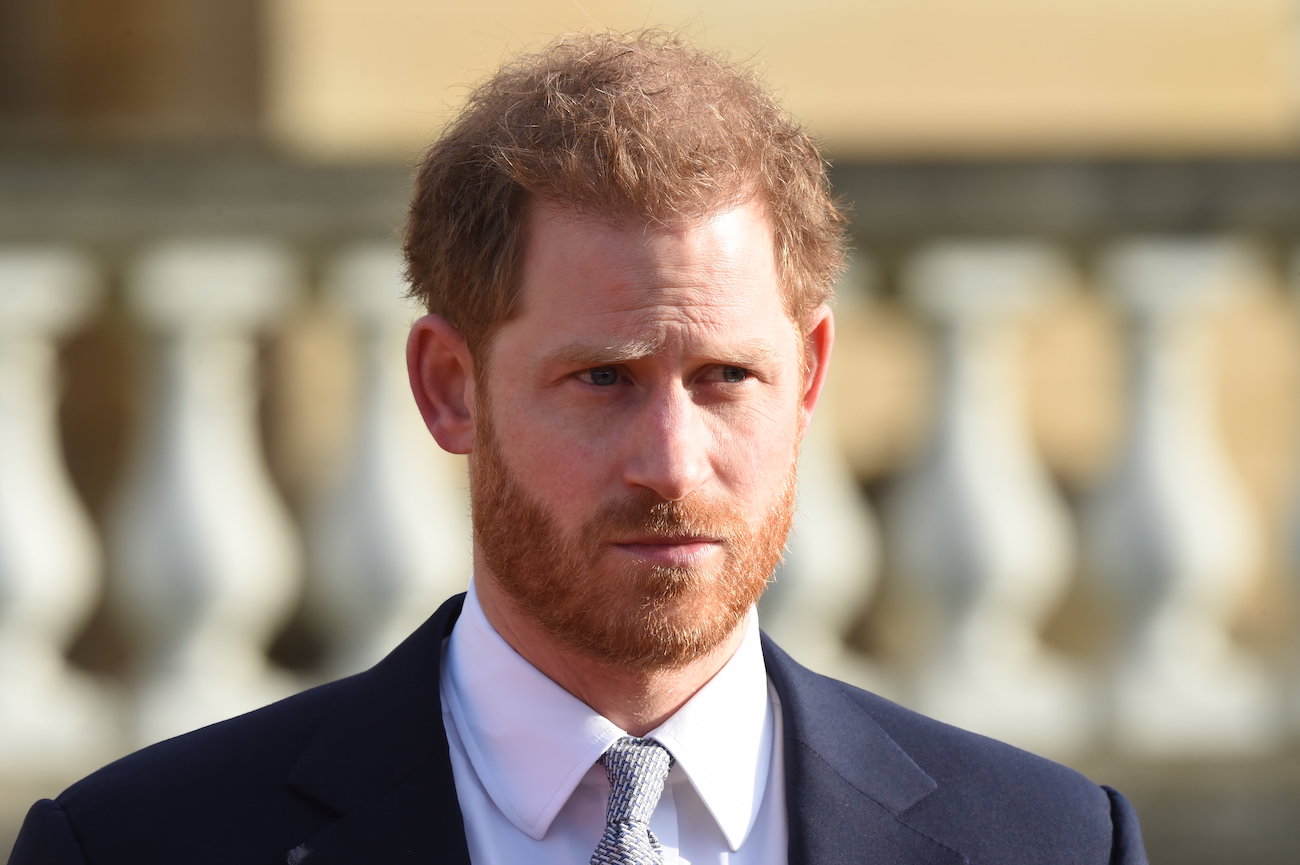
[648,605,775,851]
[443,581,774,850]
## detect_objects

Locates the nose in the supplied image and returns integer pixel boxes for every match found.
[622,383,713,501]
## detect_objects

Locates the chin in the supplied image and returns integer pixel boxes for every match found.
[548,563,766,671]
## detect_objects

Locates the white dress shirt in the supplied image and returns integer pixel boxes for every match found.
[441,583,788,864]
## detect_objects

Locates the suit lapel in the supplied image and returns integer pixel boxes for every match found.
[285,594,472,865]
[273,596,966,865]
[763,636,968,865]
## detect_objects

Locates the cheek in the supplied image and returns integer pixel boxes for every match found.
[708,409,801,498]
[498,408,615,512]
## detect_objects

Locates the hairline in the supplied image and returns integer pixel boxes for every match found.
[466,189,819,370]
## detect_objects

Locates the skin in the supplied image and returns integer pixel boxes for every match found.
[407,197,833,735]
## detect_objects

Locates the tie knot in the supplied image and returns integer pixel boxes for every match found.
[599,737,673,825]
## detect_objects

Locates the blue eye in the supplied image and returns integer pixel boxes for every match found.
[719,366,749,383]
[584,367,620,386]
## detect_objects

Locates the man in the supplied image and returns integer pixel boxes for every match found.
[9,30,1147,865]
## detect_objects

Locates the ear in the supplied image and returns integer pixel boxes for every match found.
[407,314,476,454]
[798,304,834,433]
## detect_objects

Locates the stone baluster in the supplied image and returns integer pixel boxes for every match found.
[1086,239,1280,756]
[0,247,120,772]
[108,240,303,747]
[762,404,882,689]
[887,241,1087,756]
[1290,251,1300,733]
[761,253,881,690]
[305,244,471,677]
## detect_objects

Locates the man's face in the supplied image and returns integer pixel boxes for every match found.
[467,198,830,671]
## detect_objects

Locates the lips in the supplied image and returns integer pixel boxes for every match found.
[611,535,722,567]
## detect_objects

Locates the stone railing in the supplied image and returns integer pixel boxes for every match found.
[4,231,1296,755]
[4,153,1300,862]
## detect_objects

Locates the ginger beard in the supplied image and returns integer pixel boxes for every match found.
[469,392,797,672]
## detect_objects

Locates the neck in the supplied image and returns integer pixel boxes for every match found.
[473,578,747,737]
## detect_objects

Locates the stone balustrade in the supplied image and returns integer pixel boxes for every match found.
[4,225,1300,862]
[3,230,1296,767]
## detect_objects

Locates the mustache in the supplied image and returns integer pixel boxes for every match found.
[583,492,744,542]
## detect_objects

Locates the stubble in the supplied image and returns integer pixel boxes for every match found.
[469,400,796,672]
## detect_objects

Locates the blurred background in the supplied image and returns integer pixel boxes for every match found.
[3,1,1300,861]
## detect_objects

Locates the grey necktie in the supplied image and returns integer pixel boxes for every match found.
[590,736,674,865]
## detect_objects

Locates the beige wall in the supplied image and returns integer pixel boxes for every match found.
[266,0,1300,160]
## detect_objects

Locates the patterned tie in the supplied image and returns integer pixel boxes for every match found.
[590,737,674,865]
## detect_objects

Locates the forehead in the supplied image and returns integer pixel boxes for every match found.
[512,198,787,327]
[477,198,807,396]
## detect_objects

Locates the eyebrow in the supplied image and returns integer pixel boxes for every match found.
[536,338,780,372]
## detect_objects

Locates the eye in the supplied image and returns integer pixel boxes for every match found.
[701,365,753,385]
[718,365,750,383]
[578,366,622,387]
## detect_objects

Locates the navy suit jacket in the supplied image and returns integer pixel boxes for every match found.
[9,593,1147,864]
